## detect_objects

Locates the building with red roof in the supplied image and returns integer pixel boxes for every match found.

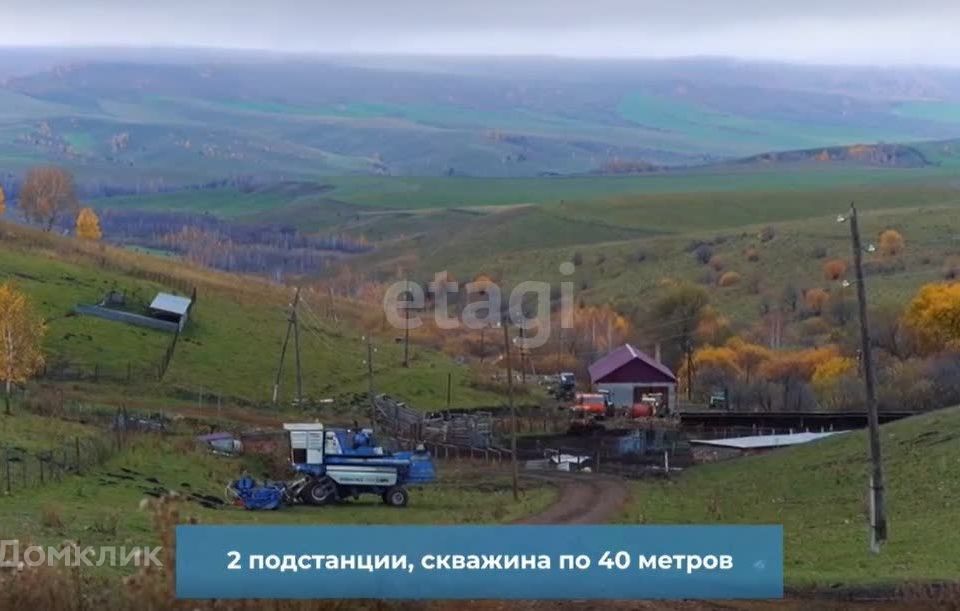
[588,344,678,414]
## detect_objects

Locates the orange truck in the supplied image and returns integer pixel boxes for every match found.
[571,391,614,418]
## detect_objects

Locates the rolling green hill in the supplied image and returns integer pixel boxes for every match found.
[4,52,960,181]
[621,406,960,586]
[0,221,505,411]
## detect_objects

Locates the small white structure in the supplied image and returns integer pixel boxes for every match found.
[690,431,845,450]
[148,292,193,331]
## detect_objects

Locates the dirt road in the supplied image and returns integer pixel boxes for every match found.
[516,472,629,524]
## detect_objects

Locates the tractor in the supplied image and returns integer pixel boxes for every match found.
[229,423,436,509]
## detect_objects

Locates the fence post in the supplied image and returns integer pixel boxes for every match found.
[39,455,44,484]
[94,363,100,383]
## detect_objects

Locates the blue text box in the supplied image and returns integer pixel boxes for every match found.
[176,525,782,600]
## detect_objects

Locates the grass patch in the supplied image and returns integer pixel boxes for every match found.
[0,435,556,559]
[0,221,505,409]
[619,406,960,586]
[0,411,100,452]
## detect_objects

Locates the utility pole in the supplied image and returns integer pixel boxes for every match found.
[503,320,519,502]
[846,202,887,550]
[556,325,563,373]
[293,294,303,405]
[272,287,301,405]
[367,338,376,428]
[518,324,526,385]
[403,279,411,368]
[480,325,486,364]
[446,372,452,408]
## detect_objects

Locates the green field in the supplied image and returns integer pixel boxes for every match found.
[0,222,505,411]
[621,407,960,586]
[0,432,555,560]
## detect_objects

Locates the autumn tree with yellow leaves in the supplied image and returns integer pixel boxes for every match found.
[75,207,102,241]
[902,282,960,354]
[0,283,46,415]
[0,185,5,217]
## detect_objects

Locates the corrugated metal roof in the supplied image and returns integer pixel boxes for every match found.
[690,431,845,450]
[149,293,192,316]
[588,343,677,384]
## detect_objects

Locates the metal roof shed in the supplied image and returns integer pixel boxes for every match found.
[148,292,193,331]
[588,344,678,414]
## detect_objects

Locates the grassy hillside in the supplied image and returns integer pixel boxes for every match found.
[621,407,960,586]
[0,433,554,557]
[6,53,960,181]
[85,164,960,338]
[0,221,505,411]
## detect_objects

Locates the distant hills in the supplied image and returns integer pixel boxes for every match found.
[2,49,960,183]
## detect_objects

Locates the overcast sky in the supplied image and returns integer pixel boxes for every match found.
[1,0,959,65]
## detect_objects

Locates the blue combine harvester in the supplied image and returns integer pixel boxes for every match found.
[230,423,436,509]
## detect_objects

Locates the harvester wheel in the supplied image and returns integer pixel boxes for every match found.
[382,486,409,507]
[303,477,337,506]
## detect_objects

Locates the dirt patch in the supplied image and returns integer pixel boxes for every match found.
[515,473,628,525]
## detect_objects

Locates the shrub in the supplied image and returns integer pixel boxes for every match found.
[693,244,713,265]
[804,287,830,315]
[718,271,742,287]
[743,246,760,262]
[40,504,64,530]
[878,229,905,257]
[759,225,777,243]
[810,246,828,260]
[91,512,120,536]
[708,255,725,272]
[823,259,847,281]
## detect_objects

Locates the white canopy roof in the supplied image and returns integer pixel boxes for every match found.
[149,293,192,316]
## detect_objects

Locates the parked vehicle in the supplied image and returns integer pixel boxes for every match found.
[228,423,436,510]
[570,390,616,419]
[550,372,577,401]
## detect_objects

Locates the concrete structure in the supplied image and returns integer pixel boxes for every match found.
[588,344,678,414]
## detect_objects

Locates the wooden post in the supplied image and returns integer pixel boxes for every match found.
[503,321,519,502]
[403,279,411,368]
[272,287,301,405]
[446,372,452,409]
[480,326,485,364]
[368,339,376,428]
[848,203,887,547]
[293,296,303,405]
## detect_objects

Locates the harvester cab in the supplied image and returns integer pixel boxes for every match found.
[283,422,436,507]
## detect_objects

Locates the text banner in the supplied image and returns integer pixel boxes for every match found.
[176,525,783,600]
